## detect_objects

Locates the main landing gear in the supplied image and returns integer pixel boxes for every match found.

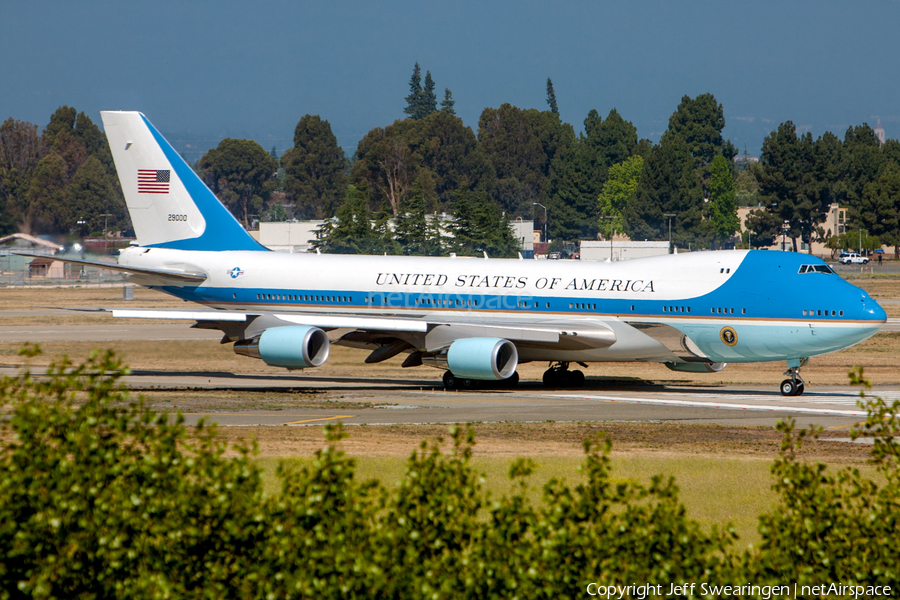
[541,362,586,388]
[780,364,806,396]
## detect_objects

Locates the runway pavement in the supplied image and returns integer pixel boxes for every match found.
[160,382,894,429]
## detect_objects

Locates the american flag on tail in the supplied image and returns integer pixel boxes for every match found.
[137,169,170,194]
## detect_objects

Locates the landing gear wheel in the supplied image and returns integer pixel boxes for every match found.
[461,378,478,390]
[780,379,798,396]
[542,362,585,388]
[503,371,520,388]
[542,369,558,387]
[781,362,807,396]
[569,370,585,387]
[442,371,457,390]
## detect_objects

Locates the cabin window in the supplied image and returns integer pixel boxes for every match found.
[631,305,635,311]
[720,268,724,273]
[741,308,745,314]
[726,268,731,274]
[839,310,844,316]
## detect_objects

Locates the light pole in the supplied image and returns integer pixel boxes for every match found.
[782,221,790,251]
[100,213,113,255]
[859,229,866,255]
[663,213,676,254]
[533,202,548,244]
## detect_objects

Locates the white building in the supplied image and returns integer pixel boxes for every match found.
[580,240,670,261]
[254,218,534,255]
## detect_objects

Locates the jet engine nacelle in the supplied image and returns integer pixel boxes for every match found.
[665,361,726,373]
[446,337,518,380]
[233,325,330,369]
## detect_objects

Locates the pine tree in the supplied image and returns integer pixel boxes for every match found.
[394,181,443,256]
[403,64,437,120]
[546,78,559,114]
[403,63,424,119]
[422,71,437,117]
[441,89,456,116]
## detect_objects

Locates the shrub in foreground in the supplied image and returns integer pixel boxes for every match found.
[0,350,898,598]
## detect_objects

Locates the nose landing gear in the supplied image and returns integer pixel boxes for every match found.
[780,363,806,396]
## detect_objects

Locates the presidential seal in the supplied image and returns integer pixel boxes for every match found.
[720,326,738,346]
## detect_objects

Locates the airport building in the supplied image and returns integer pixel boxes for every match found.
[252,218,535,257]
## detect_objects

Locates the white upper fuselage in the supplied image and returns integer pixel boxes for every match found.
[119,246,886,365]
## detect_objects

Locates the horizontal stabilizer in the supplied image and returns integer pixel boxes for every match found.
[12,253,207,284]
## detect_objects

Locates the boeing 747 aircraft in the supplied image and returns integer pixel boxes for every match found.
[28,111,887,396]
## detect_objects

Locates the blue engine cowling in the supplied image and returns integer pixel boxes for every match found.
[446,337,518,380]
[256,325,330,369]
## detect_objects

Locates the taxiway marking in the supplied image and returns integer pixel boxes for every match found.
[281,415,354,425]
[548,394,868,417]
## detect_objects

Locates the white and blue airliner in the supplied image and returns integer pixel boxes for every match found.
[35,112,887,396]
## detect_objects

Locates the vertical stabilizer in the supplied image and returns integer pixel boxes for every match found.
[100,111,266,251]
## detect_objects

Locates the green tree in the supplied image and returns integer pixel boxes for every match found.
[625,135,705,247]
[447,190,519,258]
[422,71,437,116]
[314,184,398,254]
[281,114,347,219]
[402,63,436,120]
[0,118,45,234]
[665,93,737,171]
[440,88,456,116]
[19,107,127,236]
[352,112,494,215]
[546,78,558,114]
[547,108,642,241]
[597,155,643,241]
[24,153,69,233]
[744,207,781,248]
[479,104,569,223]
[755,122,833,252]
[393,178,443,256]
[837,124,884,221]
[859,164,900,258]
[67,155,128,243]
[199,138,278,227]
[707,154,740,248]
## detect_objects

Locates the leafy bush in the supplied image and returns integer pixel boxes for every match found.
[1,350,898,598]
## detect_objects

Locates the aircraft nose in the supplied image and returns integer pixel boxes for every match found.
[861,292,887,323]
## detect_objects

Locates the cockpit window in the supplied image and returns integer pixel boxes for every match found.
[799,264,834,274]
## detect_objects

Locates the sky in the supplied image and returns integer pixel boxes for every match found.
[3,1,900,161]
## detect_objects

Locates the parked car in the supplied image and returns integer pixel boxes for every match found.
[839,252,869,265]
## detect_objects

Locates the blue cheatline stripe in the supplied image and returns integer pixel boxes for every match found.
[154,277,879,324]
[140,115,268,253]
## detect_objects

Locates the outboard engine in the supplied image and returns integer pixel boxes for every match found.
[234,325,330,369]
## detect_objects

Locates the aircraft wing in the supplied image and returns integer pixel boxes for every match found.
[81,307,615,347]
[12,253,207,285]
